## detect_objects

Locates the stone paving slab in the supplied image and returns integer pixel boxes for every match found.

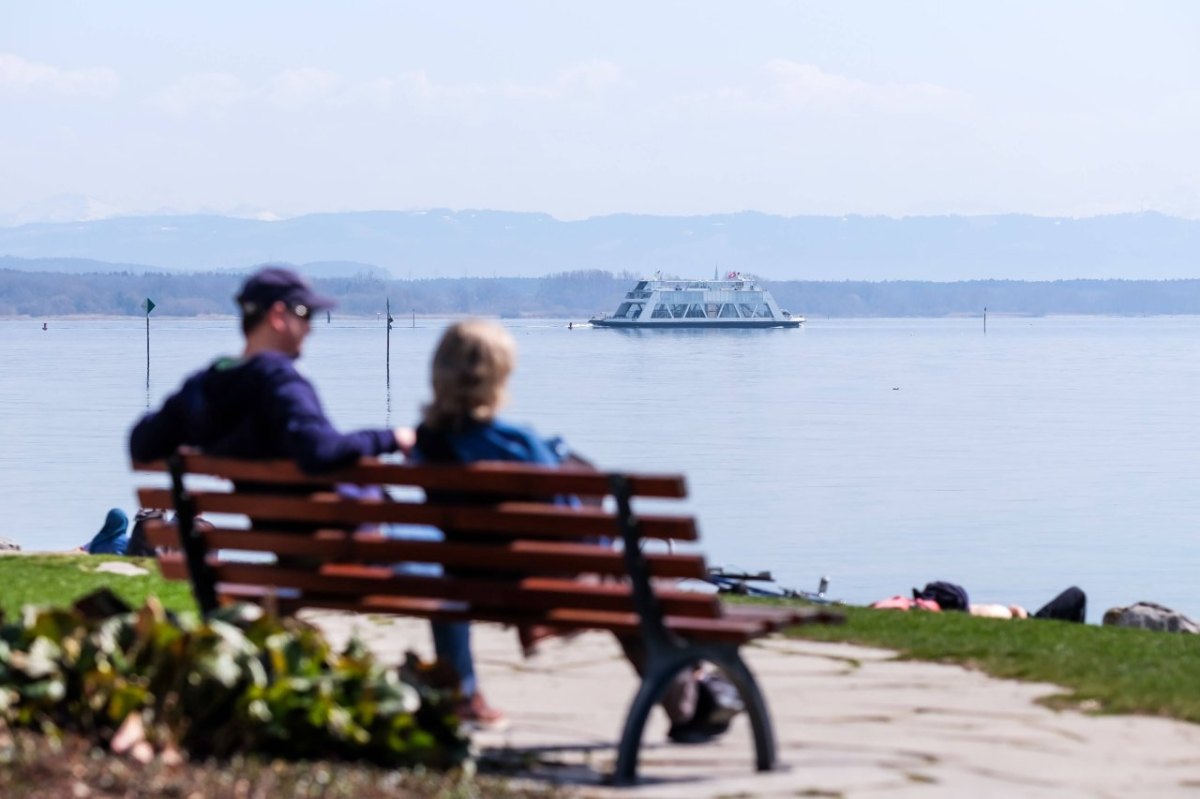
[304,610,1200,797]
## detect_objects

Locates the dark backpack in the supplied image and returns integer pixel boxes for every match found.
[126,509,166,557]
[913,581,970,611]
[667,671,744,744]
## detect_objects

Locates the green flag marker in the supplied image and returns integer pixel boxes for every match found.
[143,298,156,314]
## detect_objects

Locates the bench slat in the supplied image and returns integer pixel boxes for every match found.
[133,454,688,498]
[208,587,825,643]
[158,556,190,581]
[136,488,698,541]
[158,555,723,618]
[144,521,708,579]
[721,603,846,629]
[217,588,763,644]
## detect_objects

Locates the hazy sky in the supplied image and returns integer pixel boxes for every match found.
[2,2,1198,222]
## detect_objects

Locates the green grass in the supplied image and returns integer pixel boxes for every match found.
[5,556,1200,727]
[774,601,1200,722]
[0,553,197,619]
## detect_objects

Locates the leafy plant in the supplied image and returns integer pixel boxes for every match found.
[0,591,468,767]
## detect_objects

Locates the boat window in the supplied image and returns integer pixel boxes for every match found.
[670,304,688,318]
[634,282,648,291]
[705,304,720,318]
[738,304,755,318]
[651,304,671,318]
[627,304,644,319]
[685,304,707,318]
[718,304,739,318]
[615,302,632,318]
[754,304,773,318]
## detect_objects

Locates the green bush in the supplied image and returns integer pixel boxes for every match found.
[0,591,468,767]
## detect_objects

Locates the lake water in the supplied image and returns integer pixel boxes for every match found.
[4,315,1200,622]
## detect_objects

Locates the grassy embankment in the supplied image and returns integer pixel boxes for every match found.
[4,555,1200,724]
[0,553,196,618]
[776,600,1200,722]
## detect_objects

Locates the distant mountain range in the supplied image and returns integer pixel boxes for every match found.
[0,209,1197,281]
[0,255,390,280]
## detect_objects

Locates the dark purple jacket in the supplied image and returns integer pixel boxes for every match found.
[129,351,398,473]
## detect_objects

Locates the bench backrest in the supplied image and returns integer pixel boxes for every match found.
[131,452,759,641]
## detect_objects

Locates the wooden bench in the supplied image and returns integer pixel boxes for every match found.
[133,451,842,784]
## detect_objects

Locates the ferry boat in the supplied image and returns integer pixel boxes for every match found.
[590,273,803,329]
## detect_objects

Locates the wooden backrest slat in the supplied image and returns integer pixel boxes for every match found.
[137,488,164,510]
[143,521,708,579]
[211,591,758,644]
[136,488,698,541]
[142,520,178,549]
[157,554,721,618]
[158,556,189,581]
[545,608,766,642]
[133,454,687,499]
[722,603,842,629]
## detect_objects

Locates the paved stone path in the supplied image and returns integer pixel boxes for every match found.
[306,611,1200,798]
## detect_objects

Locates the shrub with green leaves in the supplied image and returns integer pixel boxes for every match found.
[0,591,468,767]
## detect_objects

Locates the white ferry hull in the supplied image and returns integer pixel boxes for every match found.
[591,317,801,329]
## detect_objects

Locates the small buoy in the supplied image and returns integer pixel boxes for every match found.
[42,322,47,331]
[568,322,573,330]
[892,387,899,391]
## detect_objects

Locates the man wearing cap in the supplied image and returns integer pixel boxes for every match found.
[130,265,412,469]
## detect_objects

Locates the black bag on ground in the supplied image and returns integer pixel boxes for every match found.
[667,671,745,744]
[126,509,165,557]
[913,581,970,611]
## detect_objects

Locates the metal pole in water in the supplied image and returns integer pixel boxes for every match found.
[142,297,156,389]
[386,298,393,383]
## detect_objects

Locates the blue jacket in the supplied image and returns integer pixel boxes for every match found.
[129,352,398,473]
[412,418,583,518]
[411,418,562,466]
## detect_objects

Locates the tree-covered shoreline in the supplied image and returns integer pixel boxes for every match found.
[4,267,1200,318]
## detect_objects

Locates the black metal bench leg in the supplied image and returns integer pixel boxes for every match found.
[709,647,777,773]
[168,452,217,615]
[612,652,694,786]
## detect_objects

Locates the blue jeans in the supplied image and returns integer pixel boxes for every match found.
[431,621,475,697]
[385,523,477,697]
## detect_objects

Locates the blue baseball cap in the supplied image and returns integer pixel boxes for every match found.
[235,266,336,317]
